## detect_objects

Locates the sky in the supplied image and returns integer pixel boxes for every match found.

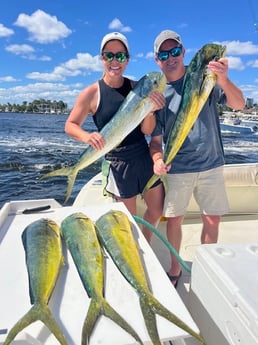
[0,0,258,109]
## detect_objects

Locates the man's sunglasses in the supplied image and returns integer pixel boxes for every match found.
[102,52,129,63]
[157,46,182,61]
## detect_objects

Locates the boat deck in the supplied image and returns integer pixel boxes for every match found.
[151,213,258,299]
[155,213,258,345]
[72,165,258,344]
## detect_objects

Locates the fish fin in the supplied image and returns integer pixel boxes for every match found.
[3,304,68,345]
[102,298,143,345]
[147,293,206,344]
[139,295,162,345]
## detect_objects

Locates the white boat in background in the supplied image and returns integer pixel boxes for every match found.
[1,162,258,345]
[220,117,258,135]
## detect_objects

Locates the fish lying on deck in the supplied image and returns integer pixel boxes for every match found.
[95,210,206,345]
[41,71,166,203]
[60,212,143,345]
[144,44,226,192]
[3,219,67,345]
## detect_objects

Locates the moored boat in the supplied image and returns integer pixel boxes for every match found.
[220,114,258,135]
[220,118,256,135]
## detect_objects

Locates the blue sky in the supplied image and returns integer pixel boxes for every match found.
[0,0,258,109]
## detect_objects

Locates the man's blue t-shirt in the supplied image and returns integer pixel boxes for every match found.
[151,76,226,173]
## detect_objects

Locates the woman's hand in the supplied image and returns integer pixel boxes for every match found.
[86,132,106,150]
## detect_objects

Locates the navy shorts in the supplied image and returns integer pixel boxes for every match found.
[103,141,161,198]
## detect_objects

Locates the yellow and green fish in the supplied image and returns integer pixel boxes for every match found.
[95,210,206,345]
[144,43,226,192]
[41,71,166,203]
[61,212,143,345]
[3,218,67,345]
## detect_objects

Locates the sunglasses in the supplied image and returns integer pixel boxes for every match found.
[102,51,129,63]
[157,46,182,61]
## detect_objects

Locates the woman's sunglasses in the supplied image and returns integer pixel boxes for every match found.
[157,46,182,61]
[102,52,129,63]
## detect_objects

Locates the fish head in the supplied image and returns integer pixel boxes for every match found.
[133,71,166,98]
[201,43,227,63]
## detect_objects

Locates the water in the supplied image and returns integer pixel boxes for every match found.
[1,112,258,209]
[0,112,100,208]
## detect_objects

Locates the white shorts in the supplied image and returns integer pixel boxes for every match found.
[163,166,230,217]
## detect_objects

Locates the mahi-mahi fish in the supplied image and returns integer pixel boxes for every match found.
[3,218,67,345]
[60,212,143,345]
[95,210,206,345]
[41,71,166,203]
[144,44,226,192]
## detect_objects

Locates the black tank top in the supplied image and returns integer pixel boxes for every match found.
[93,77,145,148]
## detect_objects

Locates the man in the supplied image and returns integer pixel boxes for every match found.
[149,30,245,287]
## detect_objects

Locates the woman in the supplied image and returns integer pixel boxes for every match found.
[65,32,165,235]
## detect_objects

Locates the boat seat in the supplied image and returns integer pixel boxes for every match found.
[224,164,258,186]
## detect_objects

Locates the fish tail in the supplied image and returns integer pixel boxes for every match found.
[142,174,160,194]
[139,295,162,345]
[102,298,143,345]
[40,165,74,180]
[147,293,206,344]
[81,299,101,345]
[160,174,168,193]
[81,297,143,345]
[3,306,38,345]
[143,173,168,195]
[39,304,68,345]
[64,170,78,203]
[3,304,68,345]
[40,166,78,204]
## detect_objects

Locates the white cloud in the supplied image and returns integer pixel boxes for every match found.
[0,23,14,37]
[26,53,103,82]
[14,9,72,44]
[108,18,132,33]
[227,56,245,70]
[0,76,17,82]
[220,40,258,55]
[5,44,35,54]
[246,59,258,68]
[146,52,154,59]
[0,82,82,107]
[5,43,51,61]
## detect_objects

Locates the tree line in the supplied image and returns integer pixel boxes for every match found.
[0,99,69,114]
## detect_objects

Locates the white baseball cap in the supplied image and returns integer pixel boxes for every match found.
[154,30,183,53]
[100,32,129,53]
